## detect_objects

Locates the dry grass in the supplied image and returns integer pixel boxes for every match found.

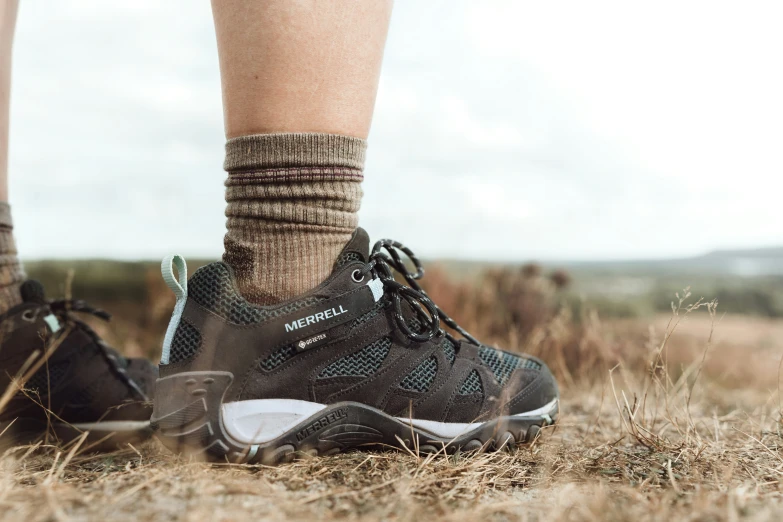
[1,268,782,521]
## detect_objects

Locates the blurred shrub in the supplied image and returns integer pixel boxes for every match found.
[649,279,783,318]
[420,264,621,383]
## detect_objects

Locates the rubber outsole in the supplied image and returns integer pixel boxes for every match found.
[151,371,558,465]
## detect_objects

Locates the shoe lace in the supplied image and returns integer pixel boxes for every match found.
[356,239,479,345]
[49,299,149,401]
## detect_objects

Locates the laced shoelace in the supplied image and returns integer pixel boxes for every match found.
[49,299,149,402]
[355,239,479,345]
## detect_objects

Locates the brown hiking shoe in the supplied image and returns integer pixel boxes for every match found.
[152,228,558,464]
[0,281,156,449]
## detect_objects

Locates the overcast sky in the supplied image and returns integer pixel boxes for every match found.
[8,1,783,261]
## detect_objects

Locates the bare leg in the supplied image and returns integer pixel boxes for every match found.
[212,1,393,304]
[0,0,18,202]
[211,0,392,139]
[0,0,21,313]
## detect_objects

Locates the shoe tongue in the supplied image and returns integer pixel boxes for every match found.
[333,227,370,269]
[20,280,46,304]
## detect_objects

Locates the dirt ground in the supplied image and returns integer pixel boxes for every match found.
[2,303,782,521]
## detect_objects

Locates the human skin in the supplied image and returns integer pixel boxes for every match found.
[0,0,18,202]
[210,0,393,139]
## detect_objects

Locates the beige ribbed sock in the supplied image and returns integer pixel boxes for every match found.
[0,203,24,314]
[223,133,365,305]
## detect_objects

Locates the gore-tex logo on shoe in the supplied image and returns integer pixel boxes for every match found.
[297,333,327,352]
[285,305,348,333]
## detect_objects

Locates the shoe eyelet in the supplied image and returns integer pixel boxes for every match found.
[21,310,37,322]
[351,269,365,283]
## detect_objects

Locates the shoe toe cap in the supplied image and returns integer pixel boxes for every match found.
[503,356,559,416]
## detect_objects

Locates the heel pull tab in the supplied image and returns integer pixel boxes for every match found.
[160,255,188,365]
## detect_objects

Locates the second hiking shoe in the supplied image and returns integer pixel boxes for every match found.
[0,281,157,449]
[152,228,558,464]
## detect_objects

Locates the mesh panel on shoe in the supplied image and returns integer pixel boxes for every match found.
[459,370,483,395]
[400,356,438,393]
[478,346,541,385]
[442,337,456,365]
[260,344,297,371]
[318,337,391,379]
[189,263,324,325]
[335,251,363,267]
[65,380,102,407]
[25,360,71,393]
[407,316,423,333]
[169,320,201,364]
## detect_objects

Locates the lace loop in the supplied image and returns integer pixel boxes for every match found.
[361,239,479,345]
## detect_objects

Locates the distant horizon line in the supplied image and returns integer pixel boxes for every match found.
[21,244,783,266]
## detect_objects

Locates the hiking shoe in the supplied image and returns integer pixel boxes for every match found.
[0,280,157,449]
[152,228,558,463]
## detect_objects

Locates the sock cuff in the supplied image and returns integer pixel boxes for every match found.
[0,203,12,227]
[224,133,367,172]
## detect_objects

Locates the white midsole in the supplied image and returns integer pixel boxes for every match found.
[68,420,151,432]
[401,398,558,438]
[222,399,327,445]
[221,398,558,445]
